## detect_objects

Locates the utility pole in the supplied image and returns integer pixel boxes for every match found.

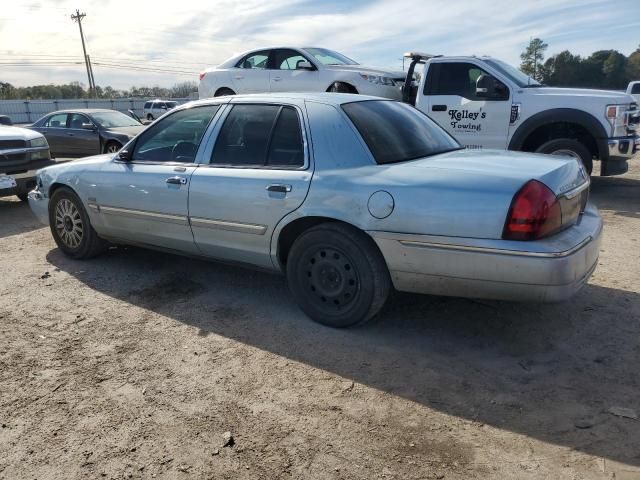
[71,9,95,97]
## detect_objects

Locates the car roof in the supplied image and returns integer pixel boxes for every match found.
[44,109,120,115]
[183,92,384,109]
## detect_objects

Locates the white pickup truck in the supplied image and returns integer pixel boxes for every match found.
[627,81,640,103]
[403,53,639,175]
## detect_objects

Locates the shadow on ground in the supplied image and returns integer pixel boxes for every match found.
[0,198,43,239]
[47,243,640,467]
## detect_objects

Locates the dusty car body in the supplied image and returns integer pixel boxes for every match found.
[29,93,602,327]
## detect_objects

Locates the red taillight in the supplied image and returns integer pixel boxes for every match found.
[503,180,562,241]
[199,71,206,81]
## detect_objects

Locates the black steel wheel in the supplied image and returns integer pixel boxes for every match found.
[286,223,390,328]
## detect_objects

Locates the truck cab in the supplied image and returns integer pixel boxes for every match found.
[404,53,639,175]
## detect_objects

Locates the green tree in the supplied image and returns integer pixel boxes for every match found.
[625,44,640,81]
[520,38,548,81]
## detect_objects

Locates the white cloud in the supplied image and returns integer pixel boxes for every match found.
[0,0,637,89]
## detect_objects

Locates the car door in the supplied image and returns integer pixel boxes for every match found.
[425,61,511,149]
[189,102,312,269]
[269,49,321,92]
[67,113,101,155]
[37,113,70,156]
[230,50,272,94]
[93,104,222,253]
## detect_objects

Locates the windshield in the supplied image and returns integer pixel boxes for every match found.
[342,100,461,164]
[91,111,142,128]
[484,59,542,88]
[303,48,358,66]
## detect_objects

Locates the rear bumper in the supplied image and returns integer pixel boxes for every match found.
[369,204,602,302]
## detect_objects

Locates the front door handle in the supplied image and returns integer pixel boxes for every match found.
[266,184,292,193]
[234,75,244,80]
[272,77,282,82]
[166,176,187,185]
[432,104,447,112]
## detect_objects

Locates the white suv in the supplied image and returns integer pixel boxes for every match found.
[199,47,407,100]
[143,100,178,121]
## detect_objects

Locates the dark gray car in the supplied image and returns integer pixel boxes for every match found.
[28,109,146,157]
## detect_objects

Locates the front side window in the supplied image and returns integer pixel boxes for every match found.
[342,100,460,164]
[632,84,640,94]
[131,105,220,163]
[45,113,68,128]
[211,104,304,168]
[237,51,271,69]
[273,49,309,70]
[144,102,151,109]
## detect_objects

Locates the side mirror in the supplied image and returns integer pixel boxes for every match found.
[82,123,96,131]
[296,61,314,70]
[117,148,132,161]
[475,74,495,97]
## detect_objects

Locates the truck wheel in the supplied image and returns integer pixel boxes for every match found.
[147,114,154,121]
[48,187,106,259]
[535,139,593,175]
[286,223,391,328]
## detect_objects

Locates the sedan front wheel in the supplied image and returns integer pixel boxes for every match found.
[286,223,391,328]
[49,187,106,259]
[104,141,122,154]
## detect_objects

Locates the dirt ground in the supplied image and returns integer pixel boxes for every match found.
[1,157,639,480]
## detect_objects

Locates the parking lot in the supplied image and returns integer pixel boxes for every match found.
[0,157,639,479]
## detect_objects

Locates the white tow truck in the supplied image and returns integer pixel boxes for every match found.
[402,53,639,175]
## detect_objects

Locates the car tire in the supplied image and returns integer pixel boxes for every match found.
[48,187,106,259]
[535,139,593,175]
[286,222,391,328]
[147,114,154,121]
[104,141,122,154]
[329,82,357,94]
[215,88,236,97]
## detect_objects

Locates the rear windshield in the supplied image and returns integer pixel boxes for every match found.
[342,100,460,164]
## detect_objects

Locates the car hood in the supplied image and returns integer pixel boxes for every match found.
[522,86,634,103]
[323,64,406,79]
[0,125,44,142]
[103,125,146,137]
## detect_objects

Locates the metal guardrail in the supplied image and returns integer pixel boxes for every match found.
[0,98,191,124]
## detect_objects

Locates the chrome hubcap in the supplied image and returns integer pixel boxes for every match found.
[54,198,83,248]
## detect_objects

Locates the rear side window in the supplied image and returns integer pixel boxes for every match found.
[342,100,460,164]
[632,84,640,94]
[45,113,68,128]
[237,51,271,69]
[211,104,304,168]
[144,102,151,109]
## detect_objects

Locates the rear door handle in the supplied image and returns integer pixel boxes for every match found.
[266,184,291,193]
[432,104,447,112]
[272,77,282,82]
[234,75,244,80]
[166,176,187,185]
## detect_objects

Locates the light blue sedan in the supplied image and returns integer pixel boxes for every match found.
[29,93,602,327]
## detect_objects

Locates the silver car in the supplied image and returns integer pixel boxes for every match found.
[28,93,601,328]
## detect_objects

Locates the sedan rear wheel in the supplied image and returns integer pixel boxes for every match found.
[49,187,106,259]
[286,223,390,328]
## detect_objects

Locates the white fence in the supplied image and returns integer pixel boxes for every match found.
[0,98,191,124]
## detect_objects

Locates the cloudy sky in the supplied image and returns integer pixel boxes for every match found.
[1,0,638,90]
